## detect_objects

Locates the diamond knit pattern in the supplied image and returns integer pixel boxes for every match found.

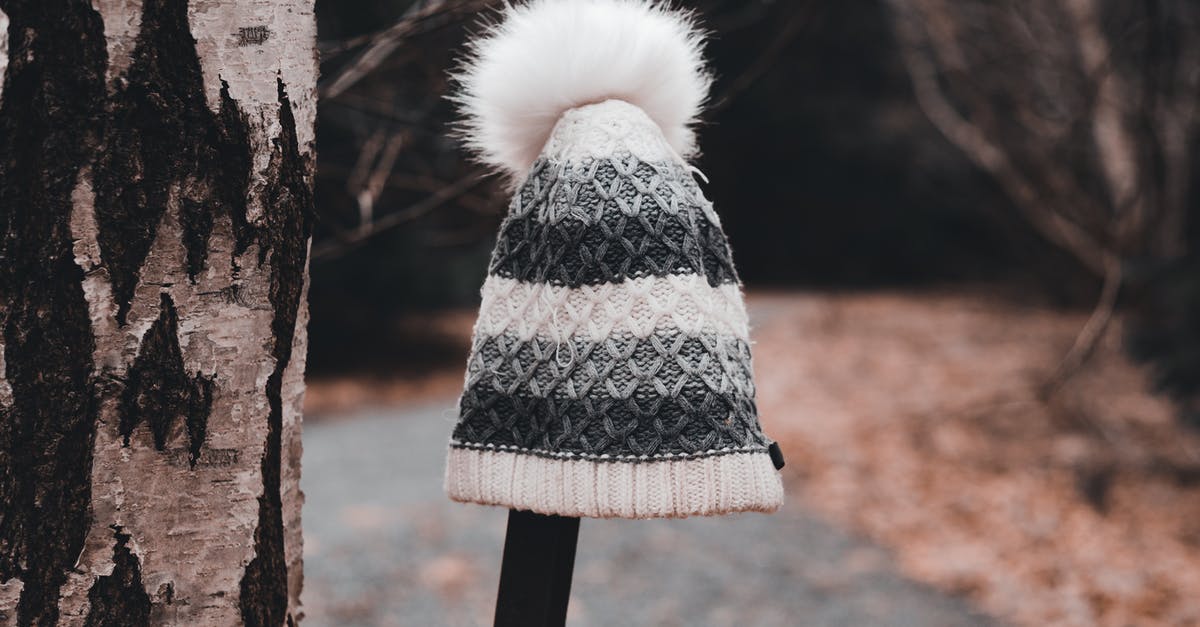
[488,156,739,287]
[473,274,751,343]
[456,330,765,458]
[453,151,770,461]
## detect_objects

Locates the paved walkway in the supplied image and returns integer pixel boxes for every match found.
[301,403,995,626]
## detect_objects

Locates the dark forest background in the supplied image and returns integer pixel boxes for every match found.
[308,0,1198,419]
[298,2,1200,622]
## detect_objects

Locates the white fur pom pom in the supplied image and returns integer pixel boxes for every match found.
[453,0,712,182]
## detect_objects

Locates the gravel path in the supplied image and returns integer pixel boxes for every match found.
[301,403,995,627]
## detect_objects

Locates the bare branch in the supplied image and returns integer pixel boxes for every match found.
[1062,0,1145,252]
[346,128,387,200]
[319,0,493,99]
[1043,254,1122,393]
[888,1,1110,275]
[352,132,407,231]
[1148,4,1200,257]
[312,172,487,262]
[710,4,811,112]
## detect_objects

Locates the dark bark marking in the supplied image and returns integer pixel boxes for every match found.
[167,446,238,468]
[240,79,312,627]
[93,0,252,325]
[0,1,106,625]
[82,527,151,627]
[187,374,215,465]
[236,26,271,47]
[119,293,214,466]
[218,80,256,258]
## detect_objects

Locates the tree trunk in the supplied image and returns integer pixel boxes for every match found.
[0,1,315,625]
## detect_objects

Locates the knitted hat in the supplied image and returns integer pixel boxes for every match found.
[445,0,784,519]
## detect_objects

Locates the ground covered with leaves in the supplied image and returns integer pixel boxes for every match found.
[751,291,1200,627]
[304,289,1200,626]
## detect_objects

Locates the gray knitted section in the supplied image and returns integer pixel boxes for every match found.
[454,152,767,462]
[452,330,769,459]
[488,155,739,287]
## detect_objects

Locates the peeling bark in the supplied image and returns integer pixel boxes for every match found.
[0,0,315,624]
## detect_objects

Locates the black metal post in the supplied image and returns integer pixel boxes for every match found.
[493,509,581,627]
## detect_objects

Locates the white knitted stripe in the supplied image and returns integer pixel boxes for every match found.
[445,447,783,519]
[475,274,750,342]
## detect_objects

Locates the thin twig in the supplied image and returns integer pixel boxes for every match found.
[1043,255,1123,394]
[356,132,409,230]
[319,0,493,99]
[312,172,487,262]
[709,3,812,112]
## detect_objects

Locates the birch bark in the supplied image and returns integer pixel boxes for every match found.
[0,0,315,624]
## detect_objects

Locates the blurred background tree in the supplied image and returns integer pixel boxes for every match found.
[886,0,1200,397]
[309,0,1198,418]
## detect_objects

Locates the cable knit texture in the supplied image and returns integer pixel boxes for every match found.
[446,99,783,518]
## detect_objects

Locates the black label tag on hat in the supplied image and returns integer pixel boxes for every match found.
[768,441,785,470]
